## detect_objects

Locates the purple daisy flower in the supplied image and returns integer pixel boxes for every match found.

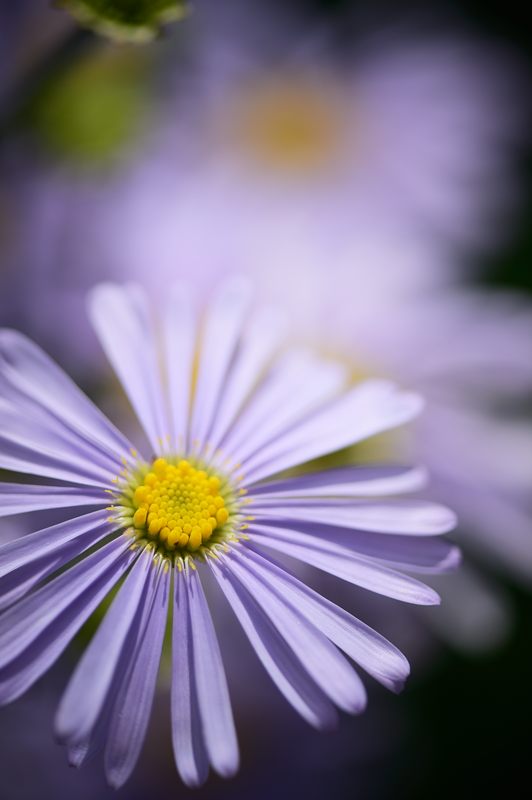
[0,280,456,788]
[174,0,527,255]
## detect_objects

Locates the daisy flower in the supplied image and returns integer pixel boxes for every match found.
[2,143,528,652]
[173,0,526,254]
[0,280,456,788]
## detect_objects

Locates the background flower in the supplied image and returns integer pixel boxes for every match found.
[176,0,527,255]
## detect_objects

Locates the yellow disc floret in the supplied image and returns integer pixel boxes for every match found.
[228,75,345,173]
[129,458,230,553]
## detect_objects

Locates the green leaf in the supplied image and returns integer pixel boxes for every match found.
[27,48,152,164]
[57,0,188,43]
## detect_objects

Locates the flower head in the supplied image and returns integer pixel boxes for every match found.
[179,0,526,253]
[0,280,456,787]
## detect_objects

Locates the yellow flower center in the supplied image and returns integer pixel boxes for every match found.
[130,458,229,552]
[225,74,346,174]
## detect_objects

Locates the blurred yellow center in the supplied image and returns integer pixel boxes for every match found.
[230,76,344,173]
[131,458,229,552]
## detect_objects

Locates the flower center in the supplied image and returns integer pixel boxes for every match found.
[130,458,229,552]
[225,74,346,174]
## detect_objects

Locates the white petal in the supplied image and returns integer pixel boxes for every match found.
[55,547,153,744]
[243,381,423,484]
[252,499,456,535]
[186,569,239,778]
[206,306,285,451]
[189,277,251,453]
[234,546,410,692]
[0,483,106,518]
[250,465,428,499]
[250,519,460,573]
[220,350,346,470]
[0,329,132,460]
[171,570,209,787]
[161,283,197,450]
[210,558,338,729]
[105,562,170,788]
[88,284,169,452]
[0,509,116,580]
[223,552,368,713]
[249,528,440,605]
[0,399,119,486]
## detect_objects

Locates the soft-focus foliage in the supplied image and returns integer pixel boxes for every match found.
[58,0,188,42]
[28,48,151,162]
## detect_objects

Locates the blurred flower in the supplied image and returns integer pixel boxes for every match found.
[0,156,450,376]
[0,280,456,787]
[172,0,528,255]
[3,2,528,358]
[57,0,188,43]
[305,246,532,650]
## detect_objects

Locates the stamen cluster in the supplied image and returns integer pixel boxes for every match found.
[234,77,343,172]
[130,458,229,552]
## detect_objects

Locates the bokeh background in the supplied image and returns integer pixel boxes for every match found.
[0,1,531,799]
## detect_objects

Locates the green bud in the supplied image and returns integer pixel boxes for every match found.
[57,0,188,43]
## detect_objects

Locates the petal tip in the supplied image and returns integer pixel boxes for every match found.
[442,545,462,572]
[214,755,240,780]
